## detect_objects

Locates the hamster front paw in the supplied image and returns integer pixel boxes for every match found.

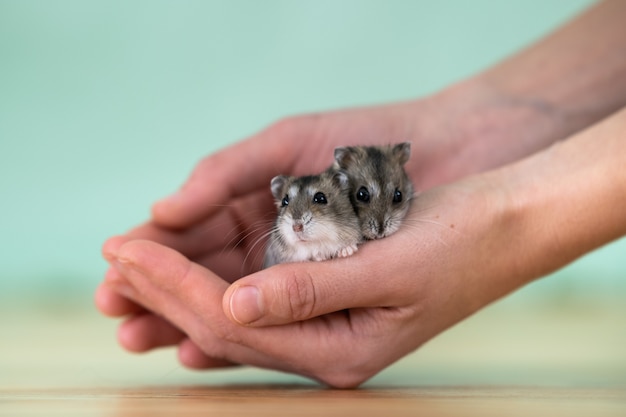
[337,244,358,258]
[311,251,326,262]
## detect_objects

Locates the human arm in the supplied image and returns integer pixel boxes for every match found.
[96,0,626,370]
[103,107,626,387]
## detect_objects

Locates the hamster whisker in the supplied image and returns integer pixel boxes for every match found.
[227,219,272,248]
[241,226,278,274]
[217,220,273,261]
[193,204,269,235]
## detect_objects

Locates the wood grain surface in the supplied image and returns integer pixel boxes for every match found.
[2,298,625,416]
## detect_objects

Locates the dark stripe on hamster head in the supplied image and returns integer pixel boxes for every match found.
[297,175,317,189]
[365,147,385,171]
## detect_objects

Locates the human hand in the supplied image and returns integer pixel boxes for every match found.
[101,173,530,387]
[96,83,570,369]
[99,101,626,386]
[97,0,626,384]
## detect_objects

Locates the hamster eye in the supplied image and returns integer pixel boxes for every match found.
[393,188,403,204]
[356,186,370,203]
[281,195,289,207]
[313,192,327,204]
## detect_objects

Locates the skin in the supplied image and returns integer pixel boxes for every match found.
[97,0,626,388]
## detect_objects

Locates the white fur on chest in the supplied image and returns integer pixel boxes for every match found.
[276,216,357,262]
[281,220,338,259]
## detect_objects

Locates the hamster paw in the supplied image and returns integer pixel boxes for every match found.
[337,244,358,258]
[311,252,326,262]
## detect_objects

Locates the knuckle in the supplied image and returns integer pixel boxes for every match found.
[210,320,240,344]
[280,270,318,322]
[191,321,243,361]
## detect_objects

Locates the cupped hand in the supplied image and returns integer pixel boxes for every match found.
[96,88,558,379]
[96,101,435,363]
[100,173,529,388]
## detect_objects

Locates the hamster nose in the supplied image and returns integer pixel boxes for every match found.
[292,222,304,233]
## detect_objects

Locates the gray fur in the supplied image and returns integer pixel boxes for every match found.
[263,168,363,268]
[333,142,414,240]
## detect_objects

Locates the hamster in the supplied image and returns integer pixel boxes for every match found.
[333,142,413,240]
[263,168,363,268]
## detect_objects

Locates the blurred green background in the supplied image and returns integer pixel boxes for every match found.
[1,0,623,307]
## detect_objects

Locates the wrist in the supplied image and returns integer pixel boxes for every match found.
[482,107,626,285]
[411,77,572,188]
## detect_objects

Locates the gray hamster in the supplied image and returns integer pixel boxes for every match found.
[263,168,363,268]
[333,142,413,240]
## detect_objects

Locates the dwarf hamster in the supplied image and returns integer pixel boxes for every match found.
[333,142,413,240]
[263,169,363,268]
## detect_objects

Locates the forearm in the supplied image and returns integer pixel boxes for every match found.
[415,0,626,187]
[499,107,626,282]
[457,106,626,315]
[481,0,626,133]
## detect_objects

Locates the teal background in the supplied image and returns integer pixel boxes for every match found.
[1,0,623,305]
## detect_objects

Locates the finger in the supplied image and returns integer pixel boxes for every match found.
[111,239,384,387]
[222,235,419,327]
[118,313,186,352]
[102,235,133,263]
[110,240,290,371]
[94,281,146,317]
[114,191,275,277]
[123,209,240,259]
[100,235,148,316]
[152,117,322,228]
[151,127,303,229]
[177,338,239,369]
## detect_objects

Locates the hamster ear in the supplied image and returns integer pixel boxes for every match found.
[393,142,411,165]
[270,175,288,200]
[332,170,351,190]
[333,147,354,169]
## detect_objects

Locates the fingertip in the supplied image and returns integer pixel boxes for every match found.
[102,235,131,262]
[114,239,195,292]
[151,191,185,227]
[94,283,116,316]
[95,282,144,317]
[225,259,372,326]
[117,314,186,353]
[223,266,296,327]
[118,318,151,353]
[223,284,264,326]
[115,239,162,267]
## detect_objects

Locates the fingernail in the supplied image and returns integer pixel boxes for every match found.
[229,285,263,325]
[114,255,141,272]
[110,259,141,299]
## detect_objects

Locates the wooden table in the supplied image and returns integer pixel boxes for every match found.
[2,298,625,416]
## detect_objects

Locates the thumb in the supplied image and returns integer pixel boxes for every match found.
[222,248,412,326]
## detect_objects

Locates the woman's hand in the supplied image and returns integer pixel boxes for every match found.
[98,106,626,387]
[100,172,523,388]
[96,0,626,387]
[96,85,560,355]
